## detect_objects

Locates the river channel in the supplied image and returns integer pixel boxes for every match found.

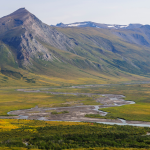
[5,87,150,127]
[1,82,150,127]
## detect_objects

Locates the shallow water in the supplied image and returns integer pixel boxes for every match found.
[96,121,150,127]
[93,106,108,116]
[92,101,150,127]
[92,105,150,127]
[10,86,150,127]
[18,115,28,119]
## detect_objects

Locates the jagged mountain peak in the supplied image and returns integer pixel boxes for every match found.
[0,7,32,29]
[0,8,75,68]
[8,8,29,16]
[1,8,30,22]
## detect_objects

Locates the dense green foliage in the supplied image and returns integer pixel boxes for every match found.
[1,120,150,149]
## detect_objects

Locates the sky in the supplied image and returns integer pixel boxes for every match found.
[0,0,150,26]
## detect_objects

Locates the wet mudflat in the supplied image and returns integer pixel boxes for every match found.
[6,91,135,124]
[3,86,150,127]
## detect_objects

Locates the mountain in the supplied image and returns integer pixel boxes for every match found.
[0,8,75,67]
[0,8,150,86]
[54,21,143,29]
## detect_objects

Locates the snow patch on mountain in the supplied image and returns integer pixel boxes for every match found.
[68,23,87,27]
[54,22,143,30]
[120,25,128,28]
[107,25,117,29]
[107,24,129,29]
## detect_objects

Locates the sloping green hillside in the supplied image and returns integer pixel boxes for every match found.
[0,8,150,87]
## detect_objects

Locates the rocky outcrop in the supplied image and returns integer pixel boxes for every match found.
[0,8,75,67]
[2,30,53,66]
[22,11,75,51]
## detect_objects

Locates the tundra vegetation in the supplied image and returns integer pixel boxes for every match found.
[44,83,150,122]
[0,119,150,150]
[0,83,150,149]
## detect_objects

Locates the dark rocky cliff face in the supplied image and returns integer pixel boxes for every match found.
[0,8,75,67]
[22,11,75,51]
[2,30,53,67]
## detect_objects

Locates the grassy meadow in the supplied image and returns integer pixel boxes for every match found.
[39,83,150,122]
[0,83,150,149]
[1,83,150,121]
[0,87,101,116]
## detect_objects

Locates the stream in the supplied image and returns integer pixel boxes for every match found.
[94,106,150,127]
[6,84,150,127]
[7,104,150,127]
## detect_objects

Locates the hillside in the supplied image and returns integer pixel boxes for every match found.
[0,8,150,86]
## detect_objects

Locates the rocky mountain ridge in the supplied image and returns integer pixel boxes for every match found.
[0,8,75,67]
[54,21,143,30]
[1,8,150,85]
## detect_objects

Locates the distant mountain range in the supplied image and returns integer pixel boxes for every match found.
[54,21,143,30]
[0,8,150,86]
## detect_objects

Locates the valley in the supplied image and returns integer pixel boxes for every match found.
[1,7,150,150]
[0,83,150,125]
[1,83,150,149]
[5,91,133,123]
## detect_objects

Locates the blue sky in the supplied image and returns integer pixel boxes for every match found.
[0,0,150,25]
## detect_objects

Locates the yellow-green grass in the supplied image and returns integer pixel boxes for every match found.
[38,83,150,122]
[1,83,150,121]
[0,89,100,116]
[101,103,150,121]
[96,84,150,121]
[1,59,150,88]
[1,69,145,88]
[0,70,108,87]
[0,119,91,131]
[0,63,109,87]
